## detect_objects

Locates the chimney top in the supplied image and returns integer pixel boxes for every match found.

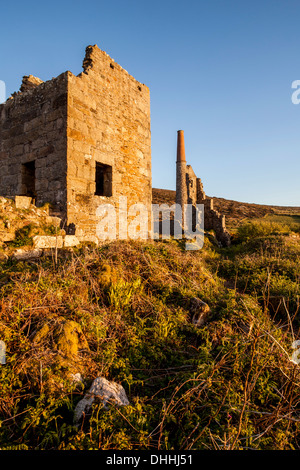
[177,130,186,162]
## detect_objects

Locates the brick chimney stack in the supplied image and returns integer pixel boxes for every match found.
[176,130,187,207]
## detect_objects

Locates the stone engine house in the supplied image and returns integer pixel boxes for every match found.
[0,45,152,242]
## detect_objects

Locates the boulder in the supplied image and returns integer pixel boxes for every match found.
[74,377,129,425]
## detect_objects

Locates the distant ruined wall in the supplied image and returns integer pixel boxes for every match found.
[196,177,231,246]
[175,130,230,247]
[0,74,68,214]
[186,165,197,205]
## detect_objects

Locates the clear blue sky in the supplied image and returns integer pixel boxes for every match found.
[1,0,300,206]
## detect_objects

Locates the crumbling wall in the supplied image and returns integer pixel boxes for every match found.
[186,165,197,205]
[0,45,152,241]
[0,73,68,215]
[180,163,229,245]
[66,45,152,240]
[196,177,231,246]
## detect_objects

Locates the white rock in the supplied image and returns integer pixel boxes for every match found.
[70,372,84,384]
[15,196,32,210]
[64,235,80,247]
[33,235,63,249]
[13,248,43,260]
[74,377,129,425]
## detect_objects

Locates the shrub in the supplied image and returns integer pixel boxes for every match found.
[11,224,35,247]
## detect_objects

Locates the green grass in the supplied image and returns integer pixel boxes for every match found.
[0,230,300,450]
[10,223,35,247]
[265,214,300,229]
[269,214,300,223]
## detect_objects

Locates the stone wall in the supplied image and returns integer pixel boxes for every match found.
[186,165,197,205]
[196,177,231,246]
[0,74,68,214]
[0,45,152,242]
[177,157,231,246]
[65,46,152,240]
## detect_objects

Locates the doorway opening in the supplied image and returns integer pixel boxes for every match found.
[22,161,36,198]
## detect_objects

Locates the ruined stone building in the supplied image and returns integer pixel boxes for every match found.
[176,130,231,247]
[0,45,229,247]
[0,45,152,242]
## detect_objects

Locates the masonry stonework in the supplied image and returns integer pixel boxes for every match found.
[0,45,152,242]
[175,130,231,247]
[66,46,151,240]
[0,73,68,213]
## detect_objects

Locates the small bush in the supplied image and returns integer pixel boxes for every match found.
[11,224,35,247]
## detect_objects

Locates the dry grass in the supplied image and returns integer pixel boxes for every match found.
[0,233,300,449]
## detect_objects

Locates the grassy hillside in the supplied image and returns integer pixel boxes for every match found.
[1,211,300,449]
[152,188,300,230]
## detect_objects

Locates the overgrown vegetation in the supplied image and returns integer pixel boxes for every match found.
[0,197,63,255]
[0,218,300,450]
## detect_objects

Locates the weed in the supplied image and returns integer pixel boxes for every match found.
[0,235,299,450]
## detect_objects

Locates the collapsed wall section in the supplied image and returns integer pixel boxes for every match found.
[175,129,230,246]
[196,177,231,246]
